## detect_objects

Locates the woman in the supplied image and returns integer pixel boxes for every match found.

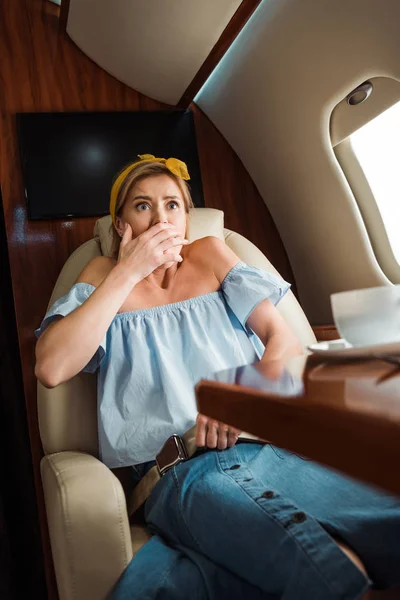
[35,155,400,599]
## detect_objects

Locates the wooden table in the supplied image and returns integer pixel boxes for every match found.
[195,356,400,497]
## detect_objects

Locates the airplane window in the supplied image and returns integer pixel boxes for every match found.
[350,101,400,264]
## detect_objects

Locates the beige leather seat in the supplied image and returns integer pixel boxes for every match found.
[37,208,317,600]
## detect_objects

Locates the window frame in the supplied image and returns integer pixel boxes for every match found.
[334,137,400,284]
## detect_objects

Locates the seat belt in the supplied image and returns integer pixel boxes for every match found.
[128,426,198,516]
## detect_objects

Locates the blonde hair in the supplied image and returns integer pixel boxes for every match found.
[109,161,194,258]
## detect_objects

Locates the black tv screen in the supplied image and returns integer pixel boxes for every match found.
[17,110,204,220]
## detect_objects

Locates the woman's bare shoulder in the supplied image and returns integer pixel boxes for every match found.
[187,236,226,255]
[75,256,116,287]
[187,236,240,283]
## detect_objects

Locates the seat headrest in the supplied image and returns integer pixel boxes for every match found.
[93,208,225,257]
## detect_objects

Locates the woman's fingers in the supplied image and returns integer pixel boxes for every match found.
[159,236,189,253]
[119,223,132,249]
[196,414,219,447]
[117,222,185,272]
[220,423,241,449]
[196,414,241,450]
[162,252,183,264]
[206,420,219,448]
[145,222,178,243]
[227,428,240,448]
[118,222,188,261]
[144,222,174,239]
[196,413,208,446]
[217,425,229,450]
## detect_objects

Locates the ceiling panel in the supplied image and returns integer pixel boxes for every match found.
[67,0,242,105]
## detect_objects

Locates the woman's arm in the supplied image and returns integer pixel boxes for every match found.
[35,222,185,388]
[194,236,303,448]
[203,236,303,362]
[247,299,303,363]
[35,257,138,388]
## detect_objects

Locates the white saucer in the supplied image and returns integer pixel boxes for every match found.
[307,338,400,359]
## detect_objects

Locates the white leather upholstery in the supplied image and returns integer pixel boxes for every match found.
[47,238,102,307]
[40,452,134,600]
[38,208,316,600]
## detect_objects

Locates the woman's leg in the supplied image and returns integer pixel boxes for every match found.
[144,444,371,600]
[243,444,400,590]
[110,533,272,600]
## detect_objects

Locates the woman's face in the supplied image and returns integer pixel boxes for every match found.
[116,174,187,240]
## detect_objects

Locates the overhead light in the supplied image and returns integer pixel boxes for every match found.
[346,81,374,106]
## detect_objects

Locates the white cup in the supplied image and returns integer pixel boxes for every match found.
[330,285,400,347]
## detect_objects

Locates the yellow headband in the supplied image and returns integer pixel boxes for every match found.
[109,154,190,225]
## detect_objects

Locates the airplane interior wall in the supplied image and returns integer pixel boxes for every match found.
[196,0,400,324]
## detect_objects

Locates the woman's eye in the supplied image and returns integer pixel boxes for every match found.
[136,203,150,211]
[168,201,179,210]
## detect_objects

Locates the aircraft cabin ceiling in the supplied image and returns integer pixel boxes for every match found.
[66,0,242,105]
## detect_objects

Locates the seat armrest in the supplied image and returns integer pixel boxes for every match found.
[41,452,133,600]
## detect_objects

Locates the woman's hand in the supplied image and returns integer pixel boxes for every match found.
[117,222,188,284]
[196,413,241,450]
[256,358,286,380]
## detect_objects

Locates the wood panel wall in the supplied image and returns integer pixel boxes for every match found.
[0,0,296,597]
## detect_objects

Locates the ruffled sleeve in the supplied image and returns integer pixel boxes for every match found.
[221,261,290,333]
[35,283,106,373]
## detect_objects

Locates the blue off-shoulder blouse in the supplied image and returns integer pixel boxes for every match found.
[35,262,290,468]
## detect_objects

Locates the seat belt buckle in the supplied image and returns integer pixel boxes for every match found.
[156,434,189,477]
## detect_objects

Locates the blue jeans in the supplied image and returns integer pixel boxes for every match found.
[111,443,400,599]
